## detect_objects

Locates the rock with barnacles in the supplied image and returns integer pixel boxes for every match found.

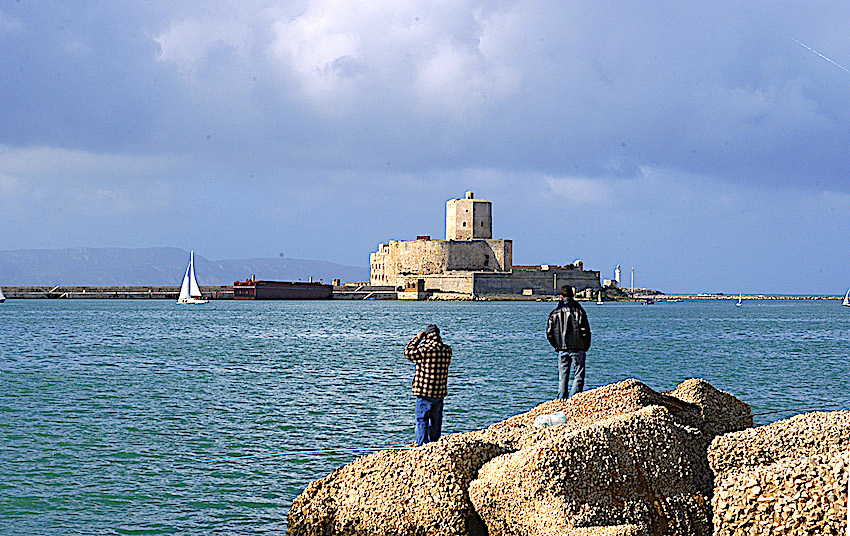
[288,379,752,536]
[709,410,850,536]
[287,435,510,536]
[469,378,751,453]
[468,403,727,536]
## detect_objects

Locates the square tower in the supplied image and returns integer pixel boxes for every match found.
[446,191,492,240]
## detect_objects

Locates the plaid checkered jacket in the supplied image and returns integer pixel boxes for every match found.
[404,332,452,398]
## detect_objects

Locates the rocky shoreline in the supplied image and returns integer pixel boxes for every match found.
[287,379,848,536]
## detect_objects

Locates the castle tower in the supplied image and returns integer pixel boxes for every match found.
[446,191,492,240]
[615,265,621,286]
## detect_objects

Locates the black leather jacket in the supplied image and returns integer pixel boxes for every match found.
[547,298,591,351]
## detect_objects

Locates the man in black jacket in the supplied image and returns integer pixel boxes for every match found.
[546,285,592,399]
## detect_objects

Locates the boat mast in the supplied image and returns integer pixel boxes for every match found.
[188,251,202,298]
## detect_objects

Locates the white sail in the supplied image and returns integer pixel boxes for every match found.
[177,251,207,304]
[843,289,849,307]
[0,286,5,302]
[178,262,192,302]
[188,251,202,298]
[736,293,742,306]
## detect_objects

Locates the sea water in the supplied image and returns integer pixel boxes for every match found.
[1,299,848,535]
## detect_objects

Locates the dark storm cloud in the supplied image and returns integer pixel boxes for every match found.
[3,1,849,187]
[1,3,177,150]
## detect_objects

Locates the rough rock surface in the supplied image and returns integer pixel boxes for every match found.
[709,410,850,535]
[469,406,714,536]
[287,436,509,536]
[287,378,752,536]
[465,379,752,536]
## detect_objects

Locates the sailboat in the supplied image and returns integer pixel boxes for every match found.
[0,286,5,303]
[177,251,208,304]
[596,291,603,305]
[843,289,849,307]
[736,294,743,307]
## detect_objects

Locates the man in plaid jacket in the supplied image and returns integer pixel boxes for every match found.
[404,324,452,446]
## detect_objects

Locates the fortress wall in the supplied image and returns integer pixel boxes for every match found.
[371,240,450,285]
[490,240,511,271]
[372,238,514,286]
[474,268,601,295]
[419,273,476,294]
[393,239,450,276]
[373,241,601,295]
[445,239,512,271]
[369,245,392,285]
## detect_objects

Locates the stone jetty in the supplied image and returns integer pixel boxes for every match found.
[289,378,766,536]
[288,379,849,535]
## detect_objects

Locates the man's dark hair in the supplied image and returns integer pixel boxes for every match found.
[560,285,574,298]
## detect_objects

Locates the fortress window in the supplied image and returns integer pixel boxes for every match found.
[462,222,467,227]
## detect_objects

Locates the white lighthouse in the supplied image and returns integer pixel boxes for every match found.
[604,264,622,289]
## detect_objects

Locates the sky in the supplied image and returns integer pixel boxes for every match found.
[1,1,849,295]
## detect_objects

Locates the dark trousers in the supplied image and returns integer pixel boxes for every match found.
[414,396,444,446]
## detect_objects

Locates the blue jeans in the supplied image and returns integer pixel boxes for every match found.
[414,396,443,446]
[558,350,585,399]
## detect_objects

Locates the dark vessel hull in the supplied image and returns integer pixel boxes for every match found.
[233,279,333,300]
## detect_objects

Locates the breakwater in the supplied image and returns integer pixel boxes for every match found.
[0,285,399,300]
[1,285,234,299]
[632,293,841,301]
[288,379,848,536]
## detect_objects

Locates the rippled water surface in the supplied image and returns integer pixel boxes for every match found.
[2,299,848,534]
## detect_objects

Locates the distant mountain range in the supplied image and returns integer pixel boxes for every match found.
[0,247,370,286]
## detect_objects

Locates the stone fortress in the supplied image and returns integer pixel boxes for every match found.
[370,192,602,298]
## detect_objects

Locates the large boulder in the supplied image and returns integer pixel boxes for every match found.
[709,410,850,535]
[287,435,510,536]
[288,379,752,536]
[468,406,715,536]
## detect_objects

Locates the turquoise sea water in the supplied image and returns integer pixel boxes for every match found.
[1,299,848,535]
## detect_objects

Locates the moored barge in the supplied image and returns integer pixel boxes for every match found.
[233,277,333,300]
